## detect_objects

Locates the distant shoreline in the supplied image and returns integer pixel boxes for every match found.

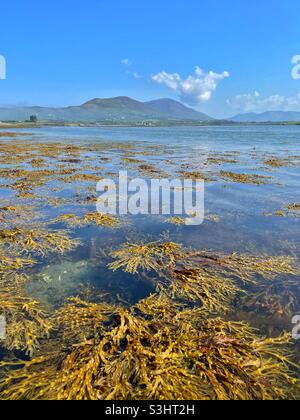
[1,120,300,130]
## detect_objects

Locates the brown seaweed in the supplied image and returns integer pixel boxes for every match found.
[0,296,298,400]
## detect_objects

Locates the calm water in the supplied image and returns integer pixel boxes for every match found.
[2,125,300,313]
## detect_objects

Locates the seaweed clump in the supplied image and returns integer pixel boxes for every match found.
[0,206,77,355]
[220,171,272,185]
[287,203,300,212]
[264,203,300,218]
[0,227,77,256]
[164,216,186,225]
[108,242,298,312]
[0,294,298,400]
[55,212,120,228]
[264,158,286,168]
[109,242,180,275]
[0,242,299,400]
[0,253,51,356]
[52,297,116,345]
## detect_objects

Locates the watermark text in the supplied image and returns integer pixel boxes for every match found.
[292,315,300,340]
[0,55,6,80]
[292,55,300,80]
[0,315,6,340]
[96,171,204,226]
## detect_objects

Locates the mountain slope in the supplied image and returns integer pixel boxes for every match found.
[82,96,151,112]
[230,111,300,122]
[0,96,213,123]
[145,98,214,121]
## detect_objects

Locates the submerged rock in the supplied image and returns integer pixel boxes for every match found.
[26,259,97,307]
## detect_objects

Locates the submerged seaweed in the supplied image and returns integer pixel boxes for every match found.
[108,241,300,321]
[244,276,300,319]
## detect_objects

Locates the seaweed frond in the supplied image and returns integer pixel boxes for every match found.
[164,217,186,225]
[0,251,34,275]
[0,227,77,256]
[108,242,181,274]
[55,212,120,228]
[55,214,82,227]
[168,268,239,312]
[52,297,116,345]
[220,171,272,185]
[108,242,299,311]
[244,276,300,319]
[82,212,120,228]
[0,274,52,356]
[1,297,52,357]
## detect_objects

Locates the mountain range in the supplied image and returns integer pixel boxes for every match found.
[0,97,214,123]
[229,111,300,122]
[1,96,300,124]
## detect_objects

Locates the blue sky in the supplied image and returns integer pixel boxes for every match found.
[1,0,300,117]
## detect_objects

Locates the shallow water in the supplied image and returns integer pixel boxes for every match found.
[1,124,300,399]
[1,125,300,318]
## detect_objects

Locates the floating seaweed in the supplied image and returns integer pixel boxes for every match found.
[164,217,186,225]
[109,241,298,282]
[138,164,167,177]
[207,156,238,165]
[287,203,300,212]
[29,158,46,168]
[220,171,272,185]
[167,268,239,311]
[44,197,69,208]
[83,212,120,228]
[108,242,181,274]
[263,155,300,168]
[59,173,100,183]
[55,214,83,227]
[55,212,120,228]
[0,250,34,275]
[179,170,215,182]
[121,157,144,165]
[264,203,300,218]
[264,158,286,168]
[0,227,77,256]
[0,132,29,138]
[0,204,36,224]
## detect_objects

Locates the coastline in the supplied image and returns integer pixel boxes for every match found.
[1,120,300,130]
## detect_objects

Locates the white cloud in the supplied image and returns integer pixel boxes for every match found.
[227,91,300,113]
[121,58,131,66]
[121,59,143,79]
[133,72,143,79]
[152,66,229,106]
